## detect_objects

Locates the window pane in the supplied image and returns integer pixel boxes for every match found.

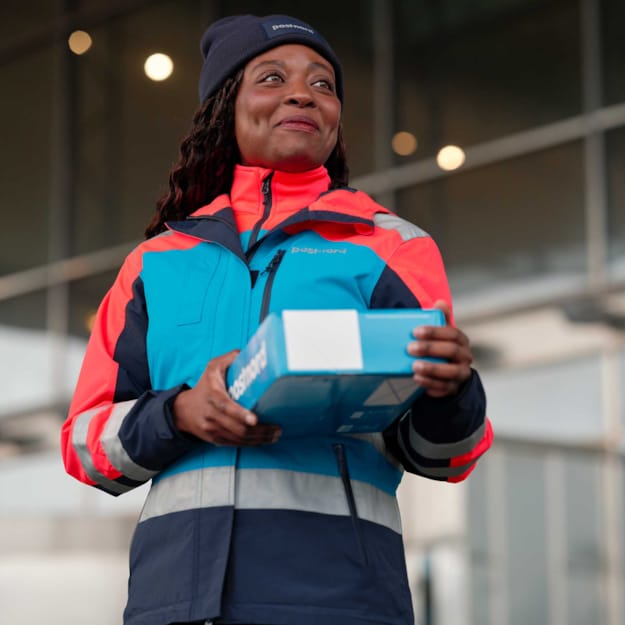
[467,463,491,625]
[603,0,625,106]
[394,0,581,163]
[606,126,625,273]
[396,142,585,297]
[621,351,625,428]
[564,455,604,625]
[482,356,603,440]
[0,291,48,418]
[505,450,548,625]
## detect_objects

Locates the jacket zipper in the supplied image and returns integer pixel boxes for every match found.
[332,443,368,565]
[247,172,274,252]
[259,248,286,322]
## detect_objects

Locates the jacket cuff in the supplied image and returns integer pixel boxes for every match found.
[409,368,486,444]
[118,384,201,471]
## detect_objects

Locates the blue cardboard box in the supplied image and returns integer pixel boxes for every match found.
[226,309,445,437]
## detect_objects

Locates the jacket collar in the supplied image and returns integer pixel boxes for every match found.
[166,165,387,248]
[187,165,332,223]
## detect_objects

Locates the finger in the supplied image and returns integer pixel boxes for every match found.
[206,391,258,425]
[200,424,281,447]
[207,405,260,438]
[412,324,469,345]
[412,360,471,383]
[417,382,460,398]
[409,340,473,364]
[412,370,463,396]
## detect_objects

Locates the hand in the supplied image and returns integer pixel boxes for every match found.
[407,300,473,398]
[172,350,282,446]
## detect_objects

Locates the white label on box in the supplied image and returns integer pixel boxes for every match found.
[283,310,364,371]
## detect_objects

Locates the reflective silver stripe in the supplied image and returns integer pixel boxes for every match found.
[71,408,132,495]
[397,432,477,479]
[140,467,402,534]
[406,420,487,461]
[374,213,429,241]
[101,400,159,482]
[237,468,402,534]
[140,465,235,522]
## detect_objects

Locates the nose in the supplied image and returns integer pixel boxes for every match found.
[284,78,315,108]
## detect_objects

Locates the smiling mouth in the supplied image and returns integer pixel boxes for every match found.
[278,117,319,132]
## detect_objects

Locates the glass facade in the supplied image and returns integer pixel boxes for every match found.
[0,47,54,274]
[397,141,586,295]
[607,126,625,267]
[394,0,582,161]
[1,1,625,624]
[603,0,625,105]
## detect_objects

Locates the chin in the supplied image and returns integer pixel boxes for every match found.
[270,149,329,173]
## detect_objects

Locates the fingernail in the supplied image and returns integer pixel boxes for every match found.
[244,412,257,426]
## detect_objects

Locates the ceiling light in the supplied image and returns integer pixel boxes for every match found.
[436,145,466,171]
[391,131,418,156]
[68,30,92,55]
[144,53,174,81]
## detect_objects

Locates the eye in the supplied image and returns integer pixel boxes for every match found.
[312,78,334,91]
[259,72,284,84]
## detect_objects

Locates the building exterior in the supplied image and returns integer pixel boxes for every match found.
[1,1,624,624]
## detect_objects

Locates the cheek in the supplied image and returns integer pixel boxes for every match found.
[234,103,260,157]
[324,105,341,139]
[325,117,340,150]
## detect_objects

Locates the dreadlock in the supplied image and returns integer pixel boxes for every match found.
[145,71,350,239]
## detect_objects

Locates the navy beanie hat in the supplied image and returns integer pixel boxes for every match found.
[198,14,344,104]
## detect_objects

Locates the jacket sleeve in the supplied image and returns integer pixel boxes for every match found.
[370,221,494,482]
[60,247,198,496]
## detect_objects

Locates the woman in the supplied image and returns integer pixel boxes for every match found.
[61,14,492,625]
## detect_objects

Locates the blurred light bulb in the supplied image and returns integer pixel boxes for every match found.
[144,53,174,81]
[68,30,92,55]
[391,131,418,156]
[436,145,466,171]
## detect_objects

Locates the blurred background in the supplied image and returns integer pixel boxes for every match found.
[1,0,624,623]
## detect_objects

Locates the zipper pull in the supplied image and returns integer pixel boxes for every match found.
[262,248,286,274]
[261,173,273,202]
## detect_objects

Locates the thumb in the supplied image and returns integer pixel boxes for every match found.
[432,300,452,325]
[203,349,241,381]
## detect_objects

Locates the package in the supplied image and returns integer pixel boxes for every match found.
[226,308,445,437]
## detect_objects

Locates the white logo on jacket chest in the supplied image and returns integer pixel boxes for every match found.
[290,246,347,255]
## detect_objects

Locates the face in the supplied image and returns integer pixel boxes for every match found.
[234,44,341,172]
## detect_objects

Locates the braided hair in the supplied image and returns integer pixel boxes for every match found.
[145,70,349,238]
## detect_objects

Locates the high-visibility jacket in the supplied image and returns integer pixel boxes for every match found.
[61,165,493,625]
